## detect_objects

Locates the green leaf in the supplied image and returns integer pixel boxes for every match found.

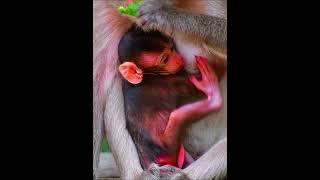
[101,137,109,152]
[117,0,144,17]
[117,6,126,13]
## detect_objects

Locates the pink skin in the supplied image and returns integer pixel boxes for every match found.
[139,50,184,74]
[162,51,184,73]
[160,55,223,152]
[121,53,222,167]
[154,55,222,168]
[156,144,195,168]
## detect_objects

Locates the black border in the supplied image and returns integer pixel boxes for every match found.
[2,1,93,179]
[2,0,317,179]
[228,0,317,179]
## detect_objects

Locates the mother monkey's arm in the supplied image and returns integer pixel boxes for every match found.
[93,1,144,179]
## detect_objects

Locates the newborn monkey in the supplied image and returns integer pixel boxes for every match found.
[118,25,222,169]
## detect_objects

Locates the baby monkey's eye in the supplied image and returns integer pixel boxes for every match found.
[162,56,169,64]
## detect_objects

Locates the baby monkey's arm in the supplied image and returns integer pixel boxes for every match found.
[161,56,223,150]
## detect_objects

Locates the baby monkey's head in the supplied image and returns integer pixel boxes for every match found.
[118,24,184,84]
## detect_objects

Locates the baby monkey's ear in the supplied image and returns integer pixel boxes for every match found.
[119,62,143,84]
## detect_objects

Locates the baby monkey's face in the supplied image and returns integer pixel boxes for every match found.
[118,43,185,85]
[138,45,184,75]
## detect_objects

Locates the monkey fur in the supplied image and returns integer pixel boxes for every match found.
[93,0,227,179]
[118,25,206,169]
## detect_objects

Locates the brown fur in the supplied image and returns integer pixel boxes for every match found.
[175,0,207,13]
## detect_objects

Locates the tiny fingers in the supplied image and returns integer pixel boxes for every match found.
[189,75,202,89]
[188,75,197,83]
[195,55,218,82]
[194,55,208,78]
[198,56,211,74]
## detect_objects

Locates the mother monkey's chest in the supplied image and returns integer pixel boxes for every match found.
[172,35,227,156]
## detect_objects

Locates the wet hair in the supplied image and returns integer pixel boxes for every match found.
[118,24,172,63]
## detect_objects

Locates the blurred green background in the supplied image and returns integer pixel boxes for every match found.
[101,137,109,152]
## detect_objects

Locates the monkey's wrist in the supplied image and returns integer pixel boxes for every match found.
[208,94,223,110]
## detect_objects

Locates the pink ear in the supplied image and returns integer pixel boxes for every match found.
[119,62,143,84]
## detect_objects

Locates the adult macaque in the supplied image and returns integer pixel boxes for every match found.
[93,0,227,179]
[137,0,227,75]
[118,25,222,170]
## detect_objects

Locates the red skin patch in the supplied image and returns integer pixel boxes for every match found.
[155,144,186,168]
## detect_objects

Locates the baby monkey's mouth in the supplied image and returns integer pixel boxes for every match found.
[148,57,185,75]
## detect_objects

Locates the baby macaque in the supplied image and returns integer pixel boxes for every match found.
[118,24,222,170]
